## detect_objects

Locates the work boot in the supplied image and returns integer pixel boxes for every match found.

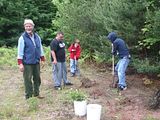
[35,95,45,99]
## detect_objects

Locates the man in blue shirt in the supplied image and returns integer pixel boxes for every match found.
[107,32,130,90]
[17,19,45,99]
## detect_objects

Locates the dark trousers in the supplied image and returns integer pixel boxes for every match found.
[23,64,41,99]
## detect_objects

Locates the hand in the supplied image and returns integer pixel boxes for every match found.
[71,49,76,51]
[19,64,24,72]
[74,56,76,60]
[111,51,116,55]
[52,59,57,64]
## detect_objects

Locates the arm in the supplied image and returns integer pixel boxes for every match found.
[51,50,57,64]
[40,43,45,61]
[68,44,75,52]
[38,36,45,62]
[112,42,117,55]
[17,36,24,72]
[75,45,81,59]
[68,44,72,52]
[50,40,57,64]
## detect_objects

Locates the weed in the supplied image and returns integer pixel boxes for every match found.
[0,102,15,119]
[143,115,159,120]
[66,89,87,101]
[27,97,39,112]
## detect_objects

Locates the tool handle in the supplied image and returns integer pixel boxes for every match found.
[112,44,114,75]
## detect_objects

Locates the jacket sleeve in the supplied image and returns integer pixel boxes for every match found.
[112,42,117,55]
[68,44,73,52]
[76,45,81,59]
[38,35,45,61]
[17,36,24,65]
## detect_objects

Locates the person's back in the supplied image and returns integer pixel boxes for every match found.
[114,38,129,58]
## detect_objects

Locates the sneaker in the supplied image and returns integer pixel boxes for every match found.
[65,82,73,86]
[54,86,61,90]
[118,86,127,91]
[70,73,75,77]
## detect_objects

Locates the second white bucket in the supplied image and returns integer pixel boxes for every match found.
[87,104,102,120]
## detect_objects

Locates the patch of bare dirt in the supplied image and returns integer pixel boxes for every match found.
[71,64,160,120]
[0,65,160,120]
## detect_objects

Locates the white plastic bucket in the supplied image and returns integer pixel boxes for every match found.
[87,104,102,120]
[74,100,87,116]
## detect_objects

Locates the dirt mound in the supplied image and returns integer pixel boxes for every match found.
[79,76,96,88]
[149,89,160,109]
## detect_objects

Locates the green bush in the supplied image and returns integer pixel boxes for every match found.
[132,58,160,74]
[0,47,17,67]
[0,46,52,67]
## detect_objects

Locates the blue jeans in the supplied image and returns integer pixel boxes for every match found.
[70,59,80,75]
[115,57,130,87]
[52,62,70,87]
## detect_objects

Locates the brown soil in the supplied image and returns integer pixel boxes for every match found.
[66,64,160,120]
[0,64,160,120]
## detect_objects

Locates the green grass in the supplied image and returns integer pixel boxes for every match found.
[0,47,160,120]
[143,115,159,120]
[0,47,17,67]
[0,46,51,67]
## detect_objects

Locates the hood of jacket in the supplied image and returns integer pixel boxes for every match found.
[107,32,117,43]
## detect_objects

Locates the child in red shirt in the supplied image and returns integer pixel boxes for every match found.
[68,39,81,77]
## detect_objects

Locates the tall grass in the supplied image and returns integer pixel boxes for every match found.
[0,46,159,76]
[0,46,51,67]
[0,47,17,67]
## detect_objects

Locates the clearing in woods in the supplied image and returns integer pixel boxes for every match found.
[0,64,160,120]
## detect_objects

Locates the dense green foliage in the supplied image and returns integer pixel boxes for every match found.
[0,0,159,75]
[53,0,160,75]
[0,0,56,46]
[53,0,145,48]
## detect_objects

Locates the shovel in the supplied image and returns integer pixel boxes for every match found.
[111,44,115,87]
[110,44,118,89]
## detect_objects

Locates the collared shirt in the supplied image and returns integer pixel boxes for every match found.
[30,34,36,47]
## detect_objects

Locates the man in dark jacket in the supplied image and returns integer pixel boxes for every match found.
[107,32,130,90]
[17,19,45,99]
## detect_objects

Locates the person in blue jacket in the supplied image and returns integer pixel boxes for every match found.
[17,19,45,99]
[107,32,130,90]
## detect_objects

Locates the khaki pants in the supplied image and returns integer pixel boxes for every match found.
[23,64,41,99]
